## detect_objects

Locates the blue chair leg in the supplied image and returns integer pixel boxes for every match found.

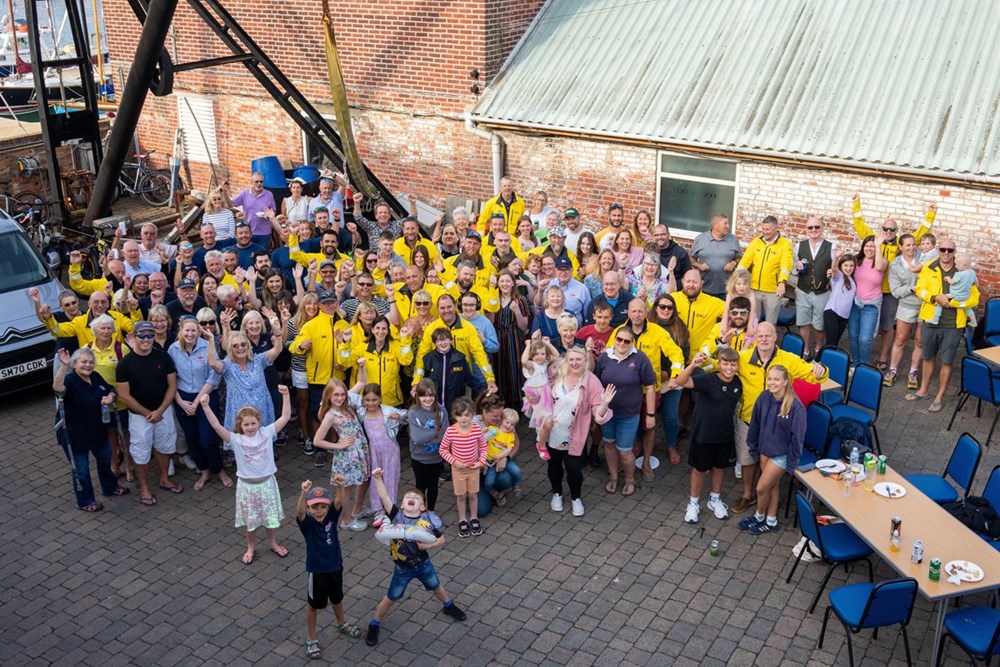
[845,623,855,666]
[785,544,807,584]
[948,392,970,431]
[819,605,832,649]
[901,624,912,667]
[810,563,841,614]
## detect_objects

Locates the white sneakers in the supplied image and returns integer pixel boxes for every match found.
[735,463,743,479]
[167,459,175,477]
[685,500,700,524]
[550,494,563,512]
[571,498,585,516]
[707,496,730,520]
[179,454,197,471]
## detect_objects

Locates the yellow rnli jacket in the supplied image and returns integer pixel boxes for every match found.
[737,347,827,423]
[739,233,794,294]
[853,196,935,293]
[671,291,725,360]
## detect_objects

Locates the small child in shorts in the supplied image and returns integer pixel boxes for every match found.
[364,467,466,647]
[439,397,488,537]
[296,477,362,660]
[932,252,978,326]
[484,408,524,507]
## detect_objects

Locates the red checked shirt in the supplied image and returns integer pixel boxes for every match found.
[439,424,488,467]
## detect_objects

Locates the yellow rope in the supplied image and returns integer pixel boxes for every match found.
[321,2,378,198]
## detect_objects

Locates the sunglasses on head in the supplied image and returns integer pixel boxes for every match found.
[939,247,956,253]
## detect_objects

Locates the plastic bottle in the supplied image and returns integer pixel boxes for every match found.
[849,446,861,485]
[863,459,876,491]
[101,403,111,424]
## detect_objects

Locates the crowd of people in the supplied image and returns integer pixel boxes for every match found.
[35,173,980,656]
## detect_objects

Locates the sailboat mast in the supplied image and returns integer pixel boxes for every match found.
[90,0,104,94]
[6,0,19,64]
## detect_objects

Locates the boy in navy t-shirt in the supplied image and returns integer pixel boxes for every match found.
[296,477,362,659]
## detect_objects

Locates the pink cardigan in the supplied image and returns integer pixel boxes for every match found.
[556,371,613,456]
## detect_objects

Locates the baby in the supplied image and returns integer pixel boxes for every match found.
[931,252,978,326]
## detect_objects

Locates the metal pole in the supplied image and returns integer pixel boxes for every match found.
[84,0,178,226]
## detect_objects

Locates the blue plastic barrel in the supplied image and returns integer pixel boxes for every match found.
[292,165,320,183]
[251,156,285,189]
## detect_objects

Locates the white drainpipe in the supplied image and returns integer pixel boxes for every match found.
[464,113,502,193]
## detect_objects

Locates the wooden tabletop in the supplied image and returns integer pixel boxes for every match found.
[797,465,1000,600]
[974,346,1000,366]
[820,378,841,392]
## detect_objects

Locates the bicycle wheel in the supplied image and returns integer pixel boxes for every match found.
[79,245,102,280]
[13,191,50,221]
[139,171,172,207]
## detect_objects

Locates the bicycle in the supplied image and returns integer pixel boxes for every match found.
[115,150,182,207]
[0,193,53,250]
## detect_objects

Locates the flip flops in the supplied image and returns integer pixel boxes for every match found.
[140,495,157,506]
[77,502,103,512]
[159,484,183,494]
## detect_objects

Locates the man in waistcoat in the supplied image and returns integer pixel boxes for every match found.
[793,216,835,359]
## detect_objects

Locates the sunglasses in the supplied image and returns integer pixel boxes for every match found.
[730,309,749,316]
[806,225,822,230]
[614,336,632,344]
[656,303,674,310]
[199,319,217,325]
[252,180,263,184]
[357,282,374,288]
[414,301,431,306]
[231,342,249,349]
[62,301,78,307]
[882,226,897,232]
[939,247,956,253]
[135,333,154,340]
[366,258,378,263]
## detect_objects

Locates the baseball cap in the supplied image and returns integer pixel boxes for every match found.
[555,256,572,270]
[319,259,337,270]
[177,278,196,290]
[306,487,333,506]
[235,221,251,229]
[490,211,505,219]
[466,230,482,241]
[564,207,579,218]
[548,225,567,238]
[290,176,307,185]
[133,320,154,334]
[318,289,337,303]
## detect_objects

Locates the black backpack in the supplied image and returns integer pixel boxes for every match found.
[942,496,1000,540]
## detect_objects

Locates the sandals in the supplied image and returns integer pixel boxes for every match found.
[875,361,889,371]
[306,639,321,659]
[490,491,507,507]
[77,502,103,512]
[140,495,157,506]
[110,486,130,496]
[622,481,636,497]
[337,622,363,639]
[159,483,183,494]
[928,402,944,413]
[605,478,618,494]
[905,392,929,402]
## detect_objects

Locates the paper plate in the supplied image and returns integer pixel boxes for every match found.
[945,560,984,582]
[635,456,660,470]
[816,459,846,473]
[874,482,906,498]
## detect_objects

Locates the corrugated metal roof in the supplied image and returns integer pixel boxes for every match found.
[472,0,1000,178]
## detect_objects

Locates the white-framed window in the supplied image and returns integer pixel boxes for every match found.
[654,152,738,240]
[302,113,340,172]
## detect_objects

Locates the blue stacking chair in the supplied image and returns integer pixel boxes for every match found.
[978,465,1000,551]
[948,357,1000,447]
[905,433,982,504]
[780,331,805,358]
[787,492,874,613]
[786,403,834,517]
[819,578,918,667]
[776,306,796,334]
[985,297,1000,347]
[830,363,883,454]
[938,605,1000,666]
[817,346,850,407]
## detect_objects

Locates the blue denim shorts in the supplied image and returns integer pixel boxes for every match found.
[386,558,440,601]
[769,454,788,470]
[601,413,641,451]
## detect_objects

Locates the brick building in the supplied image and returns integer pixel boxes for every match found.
[103,0,1000,295]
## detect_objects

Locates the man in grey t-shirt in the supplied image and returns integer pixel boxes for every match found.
[690,213,742,299]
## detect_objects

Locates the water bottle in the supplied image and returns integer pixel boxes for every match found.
[849,446,861,486]
[101,403,111,424]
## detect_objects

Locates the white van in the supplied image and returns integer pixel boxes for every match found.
[0,212,63,395]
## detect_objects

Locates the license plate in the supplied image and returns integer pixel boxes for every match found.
[0,357,48,379]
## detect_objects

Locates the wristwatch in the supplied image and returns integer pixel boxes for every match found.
[646,412,656,417]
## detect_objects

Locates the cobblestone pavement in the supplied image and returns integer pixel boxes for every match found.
[1,343,995,666]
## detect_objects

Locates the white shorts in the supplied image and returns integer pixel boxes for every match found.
[291,369,308,390]
[129,406,178,465]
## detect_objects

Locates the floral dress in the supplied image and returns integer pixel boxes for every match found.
[222,354,275,433]
[327,393,370,486]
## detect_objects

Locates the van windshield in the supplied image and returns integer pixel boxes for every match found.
[0,231,50,294]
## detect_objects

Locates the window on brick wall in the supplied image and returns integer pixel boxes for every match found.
[302,115,339,172]
[655,152,737,240]
[176,96,219,164]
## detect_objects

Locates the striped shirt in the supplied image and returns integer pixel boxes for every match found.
[439,424,488,467]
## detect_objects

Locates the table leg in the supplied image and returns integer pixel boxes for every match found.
[931,598,948,666]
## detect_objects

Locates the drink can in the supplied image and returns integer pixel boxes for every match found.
[710,540,719,557]
[911,539,924,564]
[877,455,887,475]
[929,558,942,581]
[118,220,127,235]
